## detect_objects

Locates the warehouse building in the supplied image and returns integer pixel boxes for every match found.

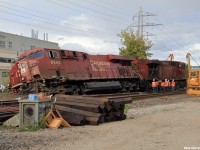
[0,31,59,85]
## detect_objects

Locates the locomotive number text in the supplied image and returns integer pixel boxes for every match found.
[51,60,61,65]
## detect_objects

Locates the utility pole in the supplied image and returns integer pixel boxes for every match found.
[126,7,162,39]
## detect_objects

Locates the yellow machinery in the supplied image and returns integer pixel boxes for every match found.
[167,54,174,61]
[186,53,200,95]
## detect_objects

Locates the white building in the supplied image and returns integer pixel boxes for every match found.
[0,49,18,85]
[0,31,59,53]
[0,31,59,85]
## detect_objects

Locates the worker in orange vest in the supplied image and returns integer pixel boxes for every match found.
[171,79,176,92]
[168,80,171,91]
[164,79,169,92]
[151,79,157,92]
[160,80,165,92]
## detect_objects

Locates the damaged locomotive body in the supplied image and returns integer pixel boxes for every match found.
[9,48,140,94]
[133,59,187,90]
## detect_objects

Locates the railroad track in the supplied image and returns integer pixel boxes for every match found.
[0,90,186,125]
[86,90,186,101]
[0,100,19,124]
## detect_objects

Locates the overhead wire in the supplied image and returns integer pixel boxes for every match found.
[56,0,131,22]
[46,0,130,26]
[0,3,123,35]
[0,8,120,37]
[190,55,200,66]
[0,1,126,33]
[72,0,133,17]
[0,17,119,42]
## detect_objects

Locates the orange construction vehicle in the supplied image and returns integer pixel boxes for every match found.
[186,53,200,95]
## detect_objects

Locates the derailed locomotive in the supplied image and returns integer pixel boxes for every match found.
[9,48,140,94]
[9,48,187,94]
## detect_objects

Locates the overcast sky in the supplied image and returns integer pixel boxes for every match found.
[0,0,200,65]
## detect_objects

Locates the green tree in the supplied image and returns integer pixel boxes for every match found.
[118,30,152,59]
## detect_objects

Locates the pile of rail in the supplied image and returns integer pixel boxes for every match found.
[0,100,19,124]
[54,94,132,125]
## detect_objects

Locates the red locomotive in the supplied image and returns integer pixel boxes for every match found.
[9,48,140,94]
[9,48,187,94]
[133,59,187,90]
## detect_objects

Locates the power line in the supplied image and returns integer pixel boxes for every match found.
[0,0,125,31]
[0,17,119,42]
[56,0,130,22]
[46,0,130,26]
[126,7,162,38]
[82,0,133,17]
[190,55,200,66]
[0,5,124,38]
[0,9,114,36]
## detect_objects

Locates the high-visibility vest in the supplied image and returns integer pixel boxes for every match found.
[171,81,175,87]
[156,81,159,86]
[161,82,164,87]
[152,81,156,87]
[164,81,168,87]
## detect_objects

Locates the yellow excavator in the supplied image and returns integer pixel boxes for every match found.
[186,53,200,95]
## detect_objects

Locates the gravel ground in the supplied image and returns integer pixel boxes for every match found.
[0,93,199,150]
[130,94,190,108]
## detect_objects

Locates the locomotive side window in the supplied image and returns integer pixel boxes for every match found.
[73,51,77,58]
[61,50,67,57]
[171,62,177,66]
[83,53,87,60]
[121,60,131,66]
[48,51,60,59]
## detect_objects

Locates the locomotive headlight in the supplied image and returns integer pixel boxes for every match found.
[21,77,25,81]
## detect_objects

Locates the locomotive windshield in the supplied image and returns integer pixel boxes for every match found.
[20,51,43,60]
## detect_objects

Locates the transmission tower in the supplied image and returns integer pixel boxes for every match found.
[126,7,162,39]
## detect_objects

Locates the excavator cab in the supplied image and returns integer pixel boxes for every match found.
[188,70,199,86]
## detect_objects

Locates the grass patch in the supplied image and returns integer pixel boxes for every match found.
[18,119,46,132]
[18,125,41,132]
[124,104,129,114]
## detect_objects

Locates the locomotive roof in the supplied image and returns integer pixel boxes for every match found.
[107,54,135,61]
